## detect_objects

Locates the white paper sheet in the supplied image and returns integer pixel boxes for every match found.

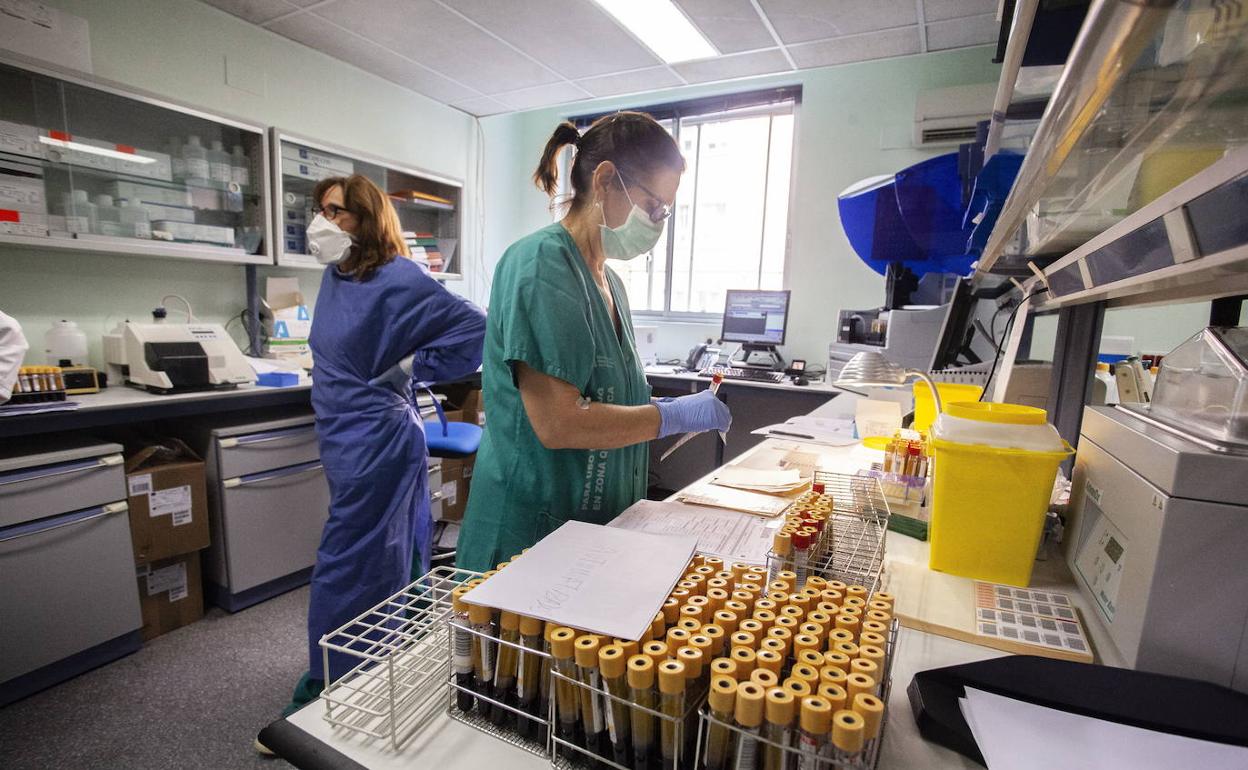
[675,484,792,517]
[750,416,859,446]
[461,521,696,641]
[961,687,1248,770]
[608,499,781,565]
[855,399,902,439]
[710,466,806,493]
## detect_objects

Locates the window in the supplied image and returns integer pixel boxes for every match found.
[572,88,800,316]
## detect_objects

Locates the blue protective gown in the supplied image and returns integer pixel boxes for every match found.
[307,257,485,682]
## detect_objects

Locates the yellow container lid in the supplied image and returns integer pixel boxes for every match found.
[945,401,1047,425]
[599,643,626,678]
[627,654,655,689]
[734,682,766,728]
[709,675,737,713]
[659,660,687,694]
[764,686,796,724]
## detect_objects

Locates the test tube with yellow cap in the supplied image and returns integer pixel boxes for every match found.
[732,681,766,770]
[701,624,727,657]
[658,659,686,770]
[598,643,632,767]
[730,646,757,677]
[819,682,848,712]
[628,654,657,769]
[575,634,607,760]
[492,611,521,728]
[517,615,544,739]
[643,640,669,667]
[677,645,705,759]
[797,695,833,767]
[450,588,475,713]
[762,686,795,770]
[831,709,866,756]
[704,676,737,770]
[467,602,496,720]
[710,656,739,682]
[853,692,884,741]
[769,531,792,583]
[550,628,580,748]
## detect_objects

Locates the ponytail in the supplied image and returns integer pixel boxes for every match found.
[533,121,581,197]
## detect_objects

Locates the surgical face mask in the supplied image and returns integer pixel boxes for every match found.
[306,213,354,265]
[597,171,663,261]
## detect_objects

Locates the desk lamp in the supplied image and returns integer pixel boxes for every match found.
[834,351,944,414]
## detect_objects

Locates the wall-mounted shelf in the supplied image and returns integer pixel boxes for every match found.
[270,129,463,277]
[978,0,1248,281]
[0,53,272,265]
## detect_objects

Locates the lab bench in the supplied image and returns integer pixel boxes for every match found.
[264,395,1116,770]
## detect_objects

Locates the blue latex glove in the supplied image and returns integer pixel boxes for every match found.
[369,353,414,391]
[655,388,732,439]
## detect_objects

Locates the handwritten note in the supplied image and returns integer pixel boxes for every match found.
[461,520,697,640]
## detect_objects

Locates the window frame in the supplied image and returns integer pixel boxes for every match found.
[569,86,803,322]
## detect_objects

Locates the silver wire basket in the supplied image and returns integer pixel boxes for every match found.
[765,472,890,596]
[693,618,901,770]
[318,565,480,750]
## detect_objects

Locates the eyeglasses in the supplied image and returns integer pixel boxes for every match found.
[617,168,672,224]
[316,203,347,219]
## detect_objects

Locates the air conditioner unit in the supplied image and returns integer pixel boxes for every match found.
[913,83,996,147]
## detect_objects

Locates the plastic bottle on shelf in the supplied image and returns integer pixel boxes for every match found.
[1095,362,1118,405]
[182,135,210,184]
[94,194,122,224]
[62,190,97,233]
[116,198,152,239]
[44,320,89,366]
[167,137,186,181]
[208,139,232,186]
[230,145,250,188]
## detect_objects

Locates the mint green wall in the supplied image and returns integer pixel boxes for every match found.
[0,0,479,367]
[480,47,1003,367]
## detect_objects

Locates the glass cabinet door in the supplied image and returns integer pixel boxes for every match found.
[0,59,269,263]
[272,130,462,277]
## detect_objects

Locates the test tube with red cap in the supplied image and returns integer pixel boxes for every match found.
[792,530,812,589]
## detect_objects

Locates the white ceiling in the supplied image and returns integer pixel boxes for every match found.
[201,0,999,116]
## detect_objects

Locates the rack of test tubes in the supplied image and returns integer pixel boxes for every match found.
[866,432,930,505]
[6,366,67,405]
[765,472,890,597]
[320,551,900,768]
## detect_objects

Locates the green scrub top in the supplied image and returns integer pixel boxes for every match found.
[457,223,650,572]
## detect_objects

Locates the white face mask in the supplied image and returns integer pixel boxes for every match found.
[598,170,664,261]
[306,213,354,265]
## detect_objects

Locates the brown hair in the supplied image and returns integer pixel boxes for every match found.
[533,111,684,212]
[311,174,410,280]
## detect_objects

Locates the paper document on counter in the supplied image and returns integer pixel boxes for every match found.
[676,483,791,517]
[460,520,696,641]
[610,499,781,564]
[711,466,806,494]
[959,687,1248,770]
[752,415,858,446]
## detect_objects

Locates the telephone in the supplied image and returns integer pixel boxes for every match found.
[685,341,720,372]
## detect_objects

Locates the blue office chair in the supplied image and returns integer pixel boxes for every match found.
[419,386,481,573]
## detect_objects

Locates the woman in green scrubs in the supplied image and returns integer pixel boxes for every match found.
[458,112,732,571]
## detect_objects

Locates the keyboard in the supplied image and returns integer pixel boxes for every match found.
[702,365,786,384]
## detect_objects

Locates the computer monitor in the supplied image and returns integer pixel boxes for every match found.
[929,278,983,371]
[721,289,791,346]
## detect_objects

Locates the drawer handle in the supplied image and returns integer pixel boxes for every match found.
[0,502,128,543]
[430,491,445,502]
[220,427,315,448]
[224,461,323,488]
[0,454,123,487]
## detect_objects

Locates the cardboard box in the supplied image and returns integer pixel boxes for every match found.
[0,166,47,214]
[0,120,40,158]
[151,220,234,247]
[135,551,204,641]
[125,439,211,565]
[437,456,474,522]
[0,210,48,236]
[459,389,485,427]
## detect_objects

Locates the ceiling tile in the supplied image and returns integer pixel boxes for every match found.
[267,12,478,103]
[446,0,660,79]
[672,48,790,84]
[496,81,592,112]
[201,0,300,25]
[451,95,512,116]
[574,66,684,98]
[674,0,776,54]
[756,0,917,45]
[926,13,998,50]
[788,26,920,68]
[923,0,998,23]
[311,0,561,93]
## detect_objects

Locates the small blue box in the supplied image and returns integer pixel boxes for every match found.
[257,371,299,387]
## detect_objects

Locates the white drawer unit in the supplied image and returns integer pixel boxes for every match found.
[180,413,329,612]
[0,439,141,706]
[428,460,443,522]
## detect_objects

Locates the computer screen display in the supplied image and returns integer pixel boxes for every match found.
[721,290,791,345]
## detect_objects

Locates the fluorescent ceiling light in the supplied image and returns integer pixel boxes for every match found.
[39,136,156,163]
[593,0,718,64]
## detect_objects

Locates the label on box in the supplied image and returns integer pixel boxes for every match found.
[136,563,151,579]
[441,481,457,506]
[147,561,187,596]
[150,484,192,519]
[169,582,189,602]
[128,473,152,496]
[171,508,193,527]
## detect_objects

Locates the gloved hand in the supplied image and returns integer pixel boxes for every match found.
[654,388,732,439]
[369,353,415,391]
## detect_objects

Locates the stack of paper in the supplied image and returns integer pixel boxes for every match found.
[710,466,807,494]
[609,499,780,565]
[960,687,1248,769]
[675,484,792,518]
[752,415,859,446]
